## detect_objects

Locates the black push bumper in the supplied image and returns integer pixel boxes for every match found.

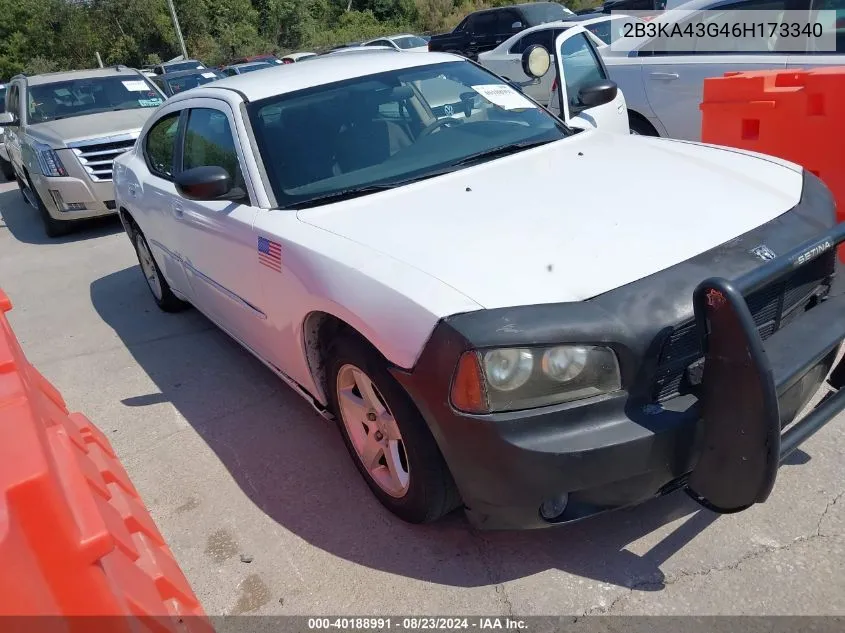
[393,219,845,530]
[686,224,845,513]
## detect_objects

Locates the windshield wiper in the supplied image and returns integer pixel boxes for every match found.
[447,139,555,168]
[286,139,556,210]
[285,184,398,210]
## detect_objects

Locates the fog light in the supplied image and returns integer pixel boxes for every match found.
[49,190,85,212]
[539,493,569,521]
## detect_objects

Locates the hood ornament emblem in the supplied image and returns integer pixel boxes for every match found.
[750,245,777,261]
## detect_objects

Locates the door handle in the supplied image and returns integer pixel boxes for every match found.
[649,72,679,81]
[172,201,184,217]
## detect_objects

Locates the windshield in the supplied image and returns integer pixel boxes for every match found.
[164,61,205,73]
[393,36,428,49]
[166,71,222,95]
[27,76,164,123]
[520,2,572,23]
[248,61,568,208]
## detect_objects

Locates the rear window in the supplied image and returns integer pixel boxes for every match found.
[0,86,6,114]
[520,2,572,24]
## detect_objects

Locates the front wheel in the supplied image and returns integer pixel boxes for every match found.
[327,333,460,523]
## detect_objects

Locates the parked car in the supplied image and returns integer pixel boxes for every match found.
[220,61,276,76]
[152,68,225,97]
[427,2,575,59]
[478,20,610,104]
[598,0,845,138]
[0,66,165,236]
[363,34,431,52]
[152,59,207,75]
[280,52,318,63]
[113,51,844,530]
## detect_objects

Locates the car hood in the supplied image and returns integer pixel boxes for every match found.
[298,132,804,310]
[25,109,155,148]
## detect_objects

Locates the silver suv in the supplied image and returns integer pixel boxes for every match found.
[0,66,165,237]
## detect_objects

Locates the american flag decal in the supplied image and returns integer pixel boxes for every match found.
[257,236,282,272]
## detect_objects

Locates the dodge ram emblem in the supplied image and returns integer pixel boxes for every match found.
[750,245,777,261]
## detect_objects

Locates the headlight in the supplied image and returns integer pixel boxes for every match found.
[33,142,67,177]
[451,345,621,413]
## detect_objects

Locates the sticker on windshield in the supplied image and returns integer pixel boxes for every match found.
[471,84,536,110]
[201,72,217,78]
[122,80,151,92]
[196,65,204,69]
[138,97,163,107]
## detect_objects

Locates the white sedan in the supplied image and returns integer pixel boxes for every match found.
[363,34,430,52]
[113,49,845,529]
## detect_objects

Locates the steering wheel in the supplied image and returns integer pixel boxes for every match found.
[419,117,463,138]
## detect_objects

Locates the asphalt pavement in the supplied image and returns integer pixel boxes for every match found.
[1,178,844,617]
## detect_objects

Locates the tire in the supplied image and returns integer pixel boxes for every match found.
[327,332,460,523]
[24,176,73,238]
[0,157,14,181]
[629,114,659,136]
[132,227,189,312]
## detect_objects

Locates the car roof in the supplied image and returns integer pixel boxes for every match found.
[474,1,558,14]
[181,51,460,103]
[22,66,145,86]
[234,61,275,68]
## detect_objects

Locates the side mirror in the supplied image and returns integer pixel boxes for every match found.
[577,80,618,109]
[0,112,15,126]
[175,166,244,201]
[521,44,551,78]
[511,21,524,31]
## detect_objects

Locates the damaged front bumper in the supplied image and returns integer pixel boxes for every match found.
[687,223,845,513]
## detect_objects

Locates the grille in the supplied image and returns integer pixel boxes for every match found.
[70,136,137,182]
[652,251,836,402]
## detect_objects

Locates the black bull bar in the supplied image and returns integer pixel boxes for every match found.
[686,223,845,514]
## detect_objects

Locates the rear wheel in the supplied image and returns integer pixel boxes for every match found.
[132,228,189,312]
[327,332,460,523]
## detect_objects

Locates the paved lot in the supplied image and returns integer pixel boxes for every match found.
[1,178,844,617]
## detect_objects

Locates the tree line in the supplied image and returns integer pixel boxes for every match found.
[0,0,598,79]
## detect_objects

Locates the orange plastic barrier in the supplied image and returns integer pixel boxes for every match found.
[0,289,212,633]
[700,67,845,261]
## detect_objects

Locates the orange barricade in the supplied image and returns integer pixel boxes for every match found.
[0,289,212,633]
[700,67,845,261]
